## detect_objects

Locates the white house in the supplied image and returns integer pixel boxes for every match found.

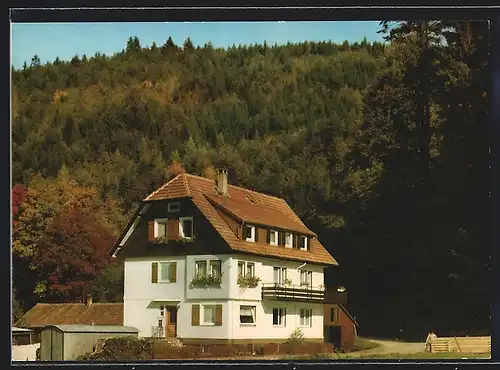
[111,169,345,345]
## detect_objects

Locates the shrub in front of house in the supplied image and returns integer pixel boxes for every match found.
[287,328,305,344]
[77,336,152,361]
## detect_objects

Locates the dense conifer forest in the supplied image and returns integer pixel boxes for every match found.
[11,21,490,340]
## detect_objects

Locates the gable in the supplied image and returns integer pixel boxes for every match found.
[112,173,338,266]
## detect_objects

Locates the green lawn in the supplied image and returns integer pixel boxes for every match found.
[280,352,491,360]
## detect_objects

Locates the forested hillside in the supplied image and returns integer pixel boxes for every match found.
[11,21,490,340]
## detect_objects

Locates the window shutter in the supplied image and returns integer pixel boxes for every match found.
[215,304,223,326]
[278,232,284,246]
[254,227,259,242]
[293,234,299,249]
[191,305,200,326]
[168,219,180,240]
[151,262,158,283]
[148,221,155,241]
[266,230,271,244]
[169,262,177,283]
[307,237,312,250]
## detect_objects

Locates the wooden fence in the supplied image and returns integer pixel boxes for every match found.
[429,336,491,353]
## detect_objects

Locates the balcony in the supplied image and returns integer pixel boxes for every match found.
[261,283,326,304]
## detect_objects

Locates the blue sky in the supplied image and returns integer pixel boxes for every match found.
[11,21,384,69]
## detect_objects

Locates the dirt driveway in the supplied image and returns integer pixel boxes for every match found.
[359,339,425,355]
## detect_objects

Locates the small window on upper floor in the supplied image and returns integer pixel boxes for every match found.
[179,217,193,239]
[285,232,293,248]
[299,236,308,251]
[154,218,168,238]
[168,202,180,213]
[269,229,278,246]
[245,224,256,242]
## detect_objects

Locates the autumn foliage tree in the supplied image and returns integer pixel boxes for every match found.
[31,206,115,302]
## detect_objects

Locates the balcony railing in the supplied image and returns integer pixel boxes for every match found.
[151,326,165,338]
[261,283,326,303]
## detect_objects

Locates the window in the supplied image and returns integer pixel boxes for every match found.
[160,306,165,317]
[210,260,222,277]
[299,308,312,327]
[195,261,207,276]
[330,307,338,323]
[240,305,256,324]
[273,267,287,285]
[299,236,308,251]
[154,218,168,238]
[285,232,293,248]
[269,230,278,246]
[245,224,256,242]
[300,270,312,287]
[179,217,193,238]
[272,308,286,326]
[238,261,245,277]
[246,262,255,277]
[168,202,180,212]
[238,261,255,277]
[158,262,176,283]
[202,305,216,325]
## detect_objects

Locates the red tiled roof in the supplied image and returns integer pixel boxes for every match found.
[140,173,338,266]
[16,303,123,328]
[204,194,316,236]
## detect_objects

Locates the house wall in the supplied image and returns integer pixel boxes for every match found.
[12,344,40,361]
[177,300,231,340]
[323,304,357,350]
[185,254,232,300]
[230,300,323,342]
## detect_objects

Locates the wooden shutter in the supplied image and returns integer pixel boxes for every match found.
[307,237,312,251]
[266,230,271,244]
[293,234,299,249]
[191,305,200,326]
[169,262,177,283]
[168,219,180,240]
[148,221,155,241]
[278,232,284,246]
[215,304,223,326]
[151,262,158,283]
[254,227,259,242]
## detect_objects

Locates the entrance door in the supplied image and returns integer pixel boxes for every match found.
[165,307,178,337]
[324,326,342,349]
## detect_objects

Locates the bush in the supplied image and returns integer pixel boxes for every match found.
[287,328,305,344]
[77,336,152,361]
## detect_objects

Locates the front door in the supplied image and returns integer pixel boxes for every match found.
[165,307,177,337]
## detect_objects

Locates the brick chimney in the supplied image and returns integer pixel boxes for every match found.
[216,169,228,196]
[86,294,93,307]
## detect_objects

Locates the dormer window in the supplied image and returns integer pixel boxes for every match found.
[269,230,278,246]
[154,218,168,238]
[245,224,256,242]
[179,217,193,239]
[299,236,308,251]
[285,232,293,248]
[168,202,180,213]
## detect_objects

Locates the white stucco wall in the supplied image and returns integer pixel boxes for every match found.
[185,254,232,300]
[12,343,40,361]
[124,253,325,340]
[229,300,323,340]
[124,256,186,300]
[177,300,232,339]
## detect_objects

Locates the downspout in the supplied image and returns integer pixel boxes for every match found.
[297,262,307,271]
